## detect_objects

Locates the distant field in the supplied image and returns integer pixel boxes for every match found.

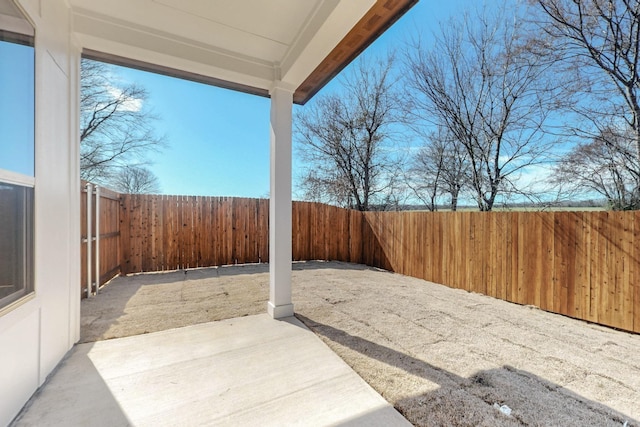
[406,206,606,212]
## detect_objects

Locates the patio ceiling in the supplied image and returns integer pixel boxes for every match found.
[68,0,417,104]
[0,0,32,35]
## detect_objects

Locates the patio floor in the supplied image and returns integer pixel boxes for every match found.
[11,313,410,426]
[13,261,640,426]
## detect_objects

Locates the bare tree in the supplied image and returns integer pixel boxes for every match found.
[533,0,640,205]
[80,58,164,183]
[534,0,640,161]
[406,127,469,211]
[553,126,640,209]
[403,4,558,211]
[111,166,161,194]
[295,55,402,211]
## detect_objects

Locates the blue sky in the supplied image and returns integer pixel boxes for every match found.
[113,0,470,198]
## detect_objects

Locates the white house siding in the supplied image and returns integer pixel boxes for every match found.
[0,0,80,424]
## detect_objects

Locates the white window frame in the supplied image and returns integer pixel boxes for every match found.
[0,28,35,314]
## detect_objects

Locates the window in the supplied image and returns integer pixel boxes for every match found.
[0,18,35,310]
[0,183,33,307]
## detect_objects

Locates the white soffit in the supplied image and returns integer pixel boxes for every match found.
[69,0,375,93]
[0,0,33,35]
[152,0,316,49]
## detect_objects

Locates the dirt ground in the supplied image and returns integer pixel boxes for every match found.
[82,261,640,426]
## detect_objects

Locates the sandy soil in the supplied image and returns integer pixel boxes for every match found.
[82,261,640,426]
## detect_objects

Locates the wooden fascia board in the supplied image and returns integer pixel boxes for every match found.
[293,0,418,105]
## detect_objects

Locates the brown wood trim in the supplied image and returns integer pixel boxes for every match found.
[81,232,120,242]
[96,191,121,202]
[99,265,121,287]
[0,29,33,46]
[82,49,270,99]
[99,186,121,200]
[100,231,120,239]
[294,0,418,105]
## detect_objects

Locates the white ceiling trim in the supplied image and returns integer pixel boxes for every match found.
[151,0,314,47]
[71,6,276,68]
[72,8,276,89]
[0,12,33,35]
[68,0,381,97]
[277,0,339,81]
[76,33,276,92]
[279,0,375,86]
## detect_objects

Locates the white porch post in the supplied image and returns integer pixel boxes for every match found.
[268,82,295,319]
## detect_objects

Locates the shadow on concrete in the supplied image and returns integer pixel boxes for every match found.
[11,344,131,427]
[15,314,411,427]
[297,314,638,427]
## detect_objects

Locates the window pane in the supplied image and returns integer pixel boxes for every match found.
[0,183,33,307]
[0,38,34,176]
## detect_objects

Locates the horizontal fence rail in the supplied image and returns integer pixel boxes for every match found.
[83,187,640,333]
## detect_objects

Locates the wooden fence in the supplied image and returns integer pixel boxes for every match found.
[119,195,269,273]
[120,197,364,273]
[357,210,639,333]
[82,189,640,333]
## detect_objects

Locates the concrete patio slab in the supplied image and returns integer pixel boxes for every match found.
[11,314,410,426]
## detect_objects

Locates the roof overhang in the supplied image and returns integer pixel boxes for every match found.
[294,0,417,104]
[65,0,417,104]
[0,0,33,38]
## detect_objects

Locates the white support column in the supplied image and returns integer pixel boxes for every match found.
[268,81,295,319]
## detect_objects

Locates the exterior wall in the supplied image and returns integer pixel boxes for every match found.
[0,0,80,425]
